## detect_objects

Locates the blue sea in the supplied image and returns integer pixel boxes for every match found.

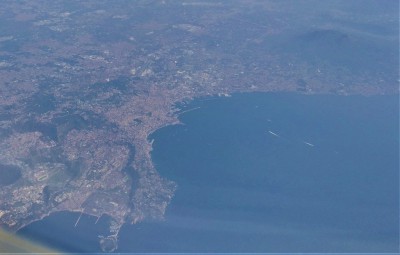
[18,93,399,253]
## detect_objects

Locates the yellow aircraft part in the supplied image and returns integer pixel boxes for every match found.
[0,229,60,254]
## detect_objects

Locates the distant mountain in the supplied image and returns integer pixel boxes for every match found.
[285,28,397,77]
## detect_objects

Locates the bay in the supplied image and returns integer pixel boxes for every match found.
[18,93,399,253]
